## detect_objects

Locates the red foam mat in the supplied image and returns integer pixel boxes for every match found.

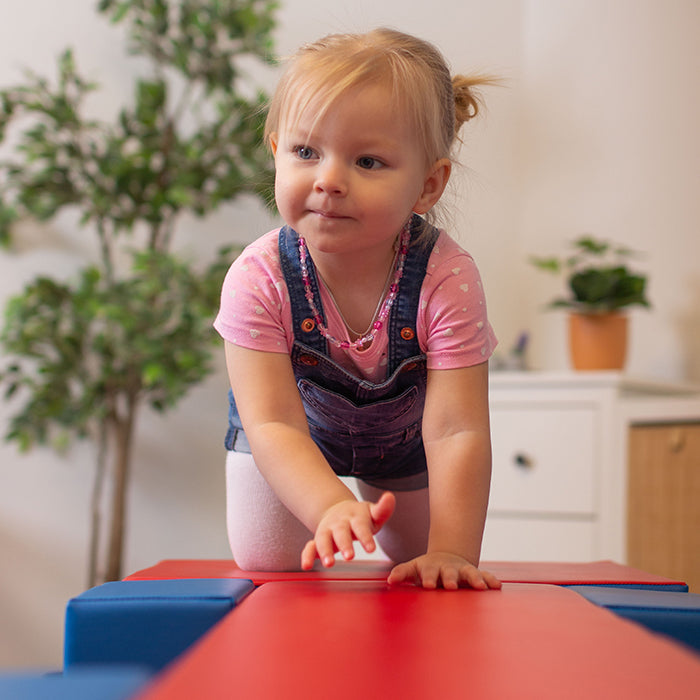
[136,582,700,700]
[125,558,687,588]
[483,560,687,588]
[125,559,392,584]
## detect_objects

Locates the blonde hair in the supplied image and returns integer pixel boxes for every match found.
[266,28,494,228]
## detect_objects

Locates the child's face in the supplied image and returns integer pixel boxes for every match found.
[270,82,448,260]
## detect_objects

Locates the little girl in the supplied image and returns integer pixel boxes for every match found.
[214,28,501,590]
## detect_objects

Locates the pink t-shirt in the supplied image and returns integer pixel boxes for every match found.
[214,228,497,383]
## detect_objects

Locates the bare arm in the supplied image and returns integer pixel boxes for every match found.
[424,361,492,563]
[224,341,393,565]
[388,361,501,589]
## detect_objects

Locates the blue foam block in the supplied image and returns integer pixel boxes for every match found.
[65,578,254,672]
[565,583,689,592]
[0,667,151,700]
[570,585,700,654]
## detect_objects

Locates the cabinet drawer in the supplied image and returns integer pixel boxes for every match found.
[482,515,595,561]
[489,405,596,515]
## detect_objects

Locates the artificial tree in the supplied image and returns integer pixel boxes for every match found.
[0,0,277,585]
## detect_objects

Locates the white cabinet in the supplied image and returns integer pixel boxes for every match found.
[489,406,596,514]
[482,371,700,563]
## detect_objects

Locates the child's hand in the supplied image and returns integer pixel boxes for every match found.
[301,491,396,569]
[387,552,502,590]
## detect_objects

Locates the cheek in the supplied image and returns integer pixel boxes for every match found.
[273,168,298,211]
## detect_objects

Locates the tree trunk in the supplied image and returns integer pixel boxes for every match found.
[87,422,108,588]
[104,393,138,583]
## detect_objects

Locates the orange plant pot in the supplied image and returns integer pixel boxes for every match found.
[568,311,628,370]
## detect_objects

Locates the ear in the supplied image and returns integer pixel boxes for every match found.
[413,158,451,215]
[269,133,279,157]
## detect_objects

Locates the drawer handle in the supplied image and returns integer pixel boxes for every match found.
[514,453,534,469]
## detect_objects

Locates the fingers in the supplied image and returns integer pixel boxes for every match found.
[458,565,489,591]
[455,565,502,591]
[386,561,418,586]
[301,495,394,570]
[479,569,503,590]
[300,539,319,570]
[304,524,354,569]
[388,555,502,591]
[412,560,442,590]
[369,491,396,532]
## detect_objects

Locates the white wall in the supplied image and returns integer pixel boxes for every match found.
[1,0,698,669]
[517,0,700,378]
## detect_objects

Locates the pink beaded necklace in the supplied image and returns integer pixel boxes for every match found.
[298,221,411,351]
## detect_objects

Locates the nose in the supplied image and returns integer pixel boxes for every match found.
[314,158,348,196]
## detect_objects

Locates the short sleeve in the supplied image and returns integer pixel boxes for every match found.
[213,229,293,353]
[418,232,497,370]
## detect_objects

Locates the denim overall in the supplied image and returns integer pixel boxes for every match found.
[225,215,440,490]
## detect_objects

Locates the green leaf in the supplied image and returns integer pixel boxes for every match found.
[530,236,650,312]
[0,0,273,454]
[529,256,560,273]
[142,362,165,386]
[102,0,132,24]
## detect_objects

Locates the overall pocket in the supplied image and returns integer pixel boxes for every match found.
[297,379,426,480]
[297,380,421,436]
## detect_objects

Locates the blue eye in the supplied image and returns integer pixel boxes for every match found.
[295,146,315,160]
[357,156,382,170]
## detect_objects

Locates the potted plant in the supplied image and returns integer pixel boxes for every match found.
[0,0,277,585]
[530,236,650,370]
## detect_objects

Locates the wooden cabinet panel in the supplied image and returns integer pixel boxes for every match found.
[627,423,700,592]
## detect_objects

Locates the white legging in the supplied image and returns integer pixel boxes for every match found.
[225,451,430,571]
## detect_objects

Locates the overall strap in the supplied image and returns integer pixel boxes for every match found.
[278,215,440,370]
[386,215,440,374]
[278,225,328,354]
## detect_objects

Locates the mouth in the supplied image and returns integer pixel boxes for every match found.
[309,209,350,220]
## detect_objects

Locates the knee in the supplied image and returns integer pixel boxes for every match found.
[225,450,310,571]
[229,539,304,572]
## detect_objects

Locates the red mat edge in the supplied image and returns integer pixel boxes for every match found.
[123,558,688,588]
